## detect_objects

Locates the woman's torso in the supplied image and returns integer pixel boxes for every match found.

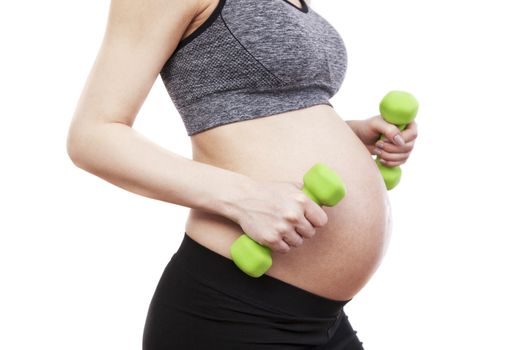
[177,0,392,302]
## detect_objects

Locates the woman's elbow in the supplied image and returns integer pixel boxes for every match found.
[66,122,90,168]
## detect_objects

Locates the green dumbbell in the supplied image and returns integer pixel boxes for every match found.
[375,91,419,190]
[230,163,347,278]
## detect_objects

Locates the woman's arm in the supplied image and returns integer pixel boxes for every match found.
[66,0,253,221]
[345,119,361,136]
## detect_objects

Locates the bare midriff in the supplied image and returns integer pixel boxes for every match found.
[184,103,392,302]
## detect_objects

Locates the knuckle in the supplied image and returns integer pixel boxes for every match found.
[389,125,399,135]
[283,210,300,223]
[264,234,280,245]
[316,210,328,225]
[392,153,404,161]
[295,193,308,205]
[316,220,326,228]
[274,222,289,234]
[292,240,303,248]
[304,232,314,239]
[382,142,393,152]
[293,235,304,245]
[279,243,291,253]
[302,228,315,238]
[381,153,392,161]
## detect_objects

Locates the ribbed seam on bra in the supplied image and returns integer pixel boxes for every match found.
[219,11,286,85]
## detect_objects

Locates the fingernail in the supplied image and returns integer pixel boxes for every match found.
[374,148,381,155]
[376,141,384,149]
[379,158,386,164]
[394,134,405,146]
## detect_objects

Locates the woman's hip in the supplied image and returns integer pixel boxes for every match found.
[142,232,363,349]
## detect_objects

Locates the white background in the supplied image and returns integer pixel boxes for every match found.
[1,0,523,349]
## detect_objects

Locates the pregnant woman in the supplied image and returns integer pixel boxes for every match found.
[67,0,418,348]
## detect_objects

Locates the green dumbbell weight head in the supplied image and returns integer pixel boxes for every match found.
[375,157,402,190]
[380,91,419,125]
[230,163,347,278]
[377,91,419,190]
[229,235,272,278]
[302,163,347,206]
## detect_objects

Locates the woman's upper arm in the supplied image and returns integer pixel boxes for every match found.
[69,0,201,132]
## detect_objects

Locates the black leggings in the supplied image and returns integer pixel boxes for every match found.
[142,232,364,349]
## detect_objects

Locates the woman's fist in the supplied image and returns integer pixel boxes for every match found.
[232,179,328,254]
[347,115,418,167]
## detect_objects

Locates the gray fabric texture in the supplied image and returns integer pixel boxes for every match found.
[160,0,348,136]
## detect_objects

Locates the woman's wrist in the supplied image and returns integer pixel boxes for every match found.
[213,174,258,224]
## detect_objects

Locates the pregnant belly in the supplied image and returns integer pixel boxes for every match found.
[185,103,392,301]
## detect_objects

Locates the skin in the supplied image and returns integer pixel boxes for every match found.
[67,0,418,302]
[288,0,306,9]
[347,116,418,167]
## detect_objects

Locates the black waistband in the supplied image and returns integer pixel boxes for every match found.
[173,232,351,318]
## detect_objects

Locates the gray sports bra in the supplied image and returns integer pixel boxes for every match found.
[160,0,348,136]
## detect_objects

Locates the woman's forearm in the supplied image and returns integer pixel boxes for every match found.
[67,122,253,221]
[345,119,361,136]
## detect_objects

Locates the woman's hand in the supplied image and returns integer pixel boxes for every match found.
[232,179,328,254]
[347,116,418,167]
